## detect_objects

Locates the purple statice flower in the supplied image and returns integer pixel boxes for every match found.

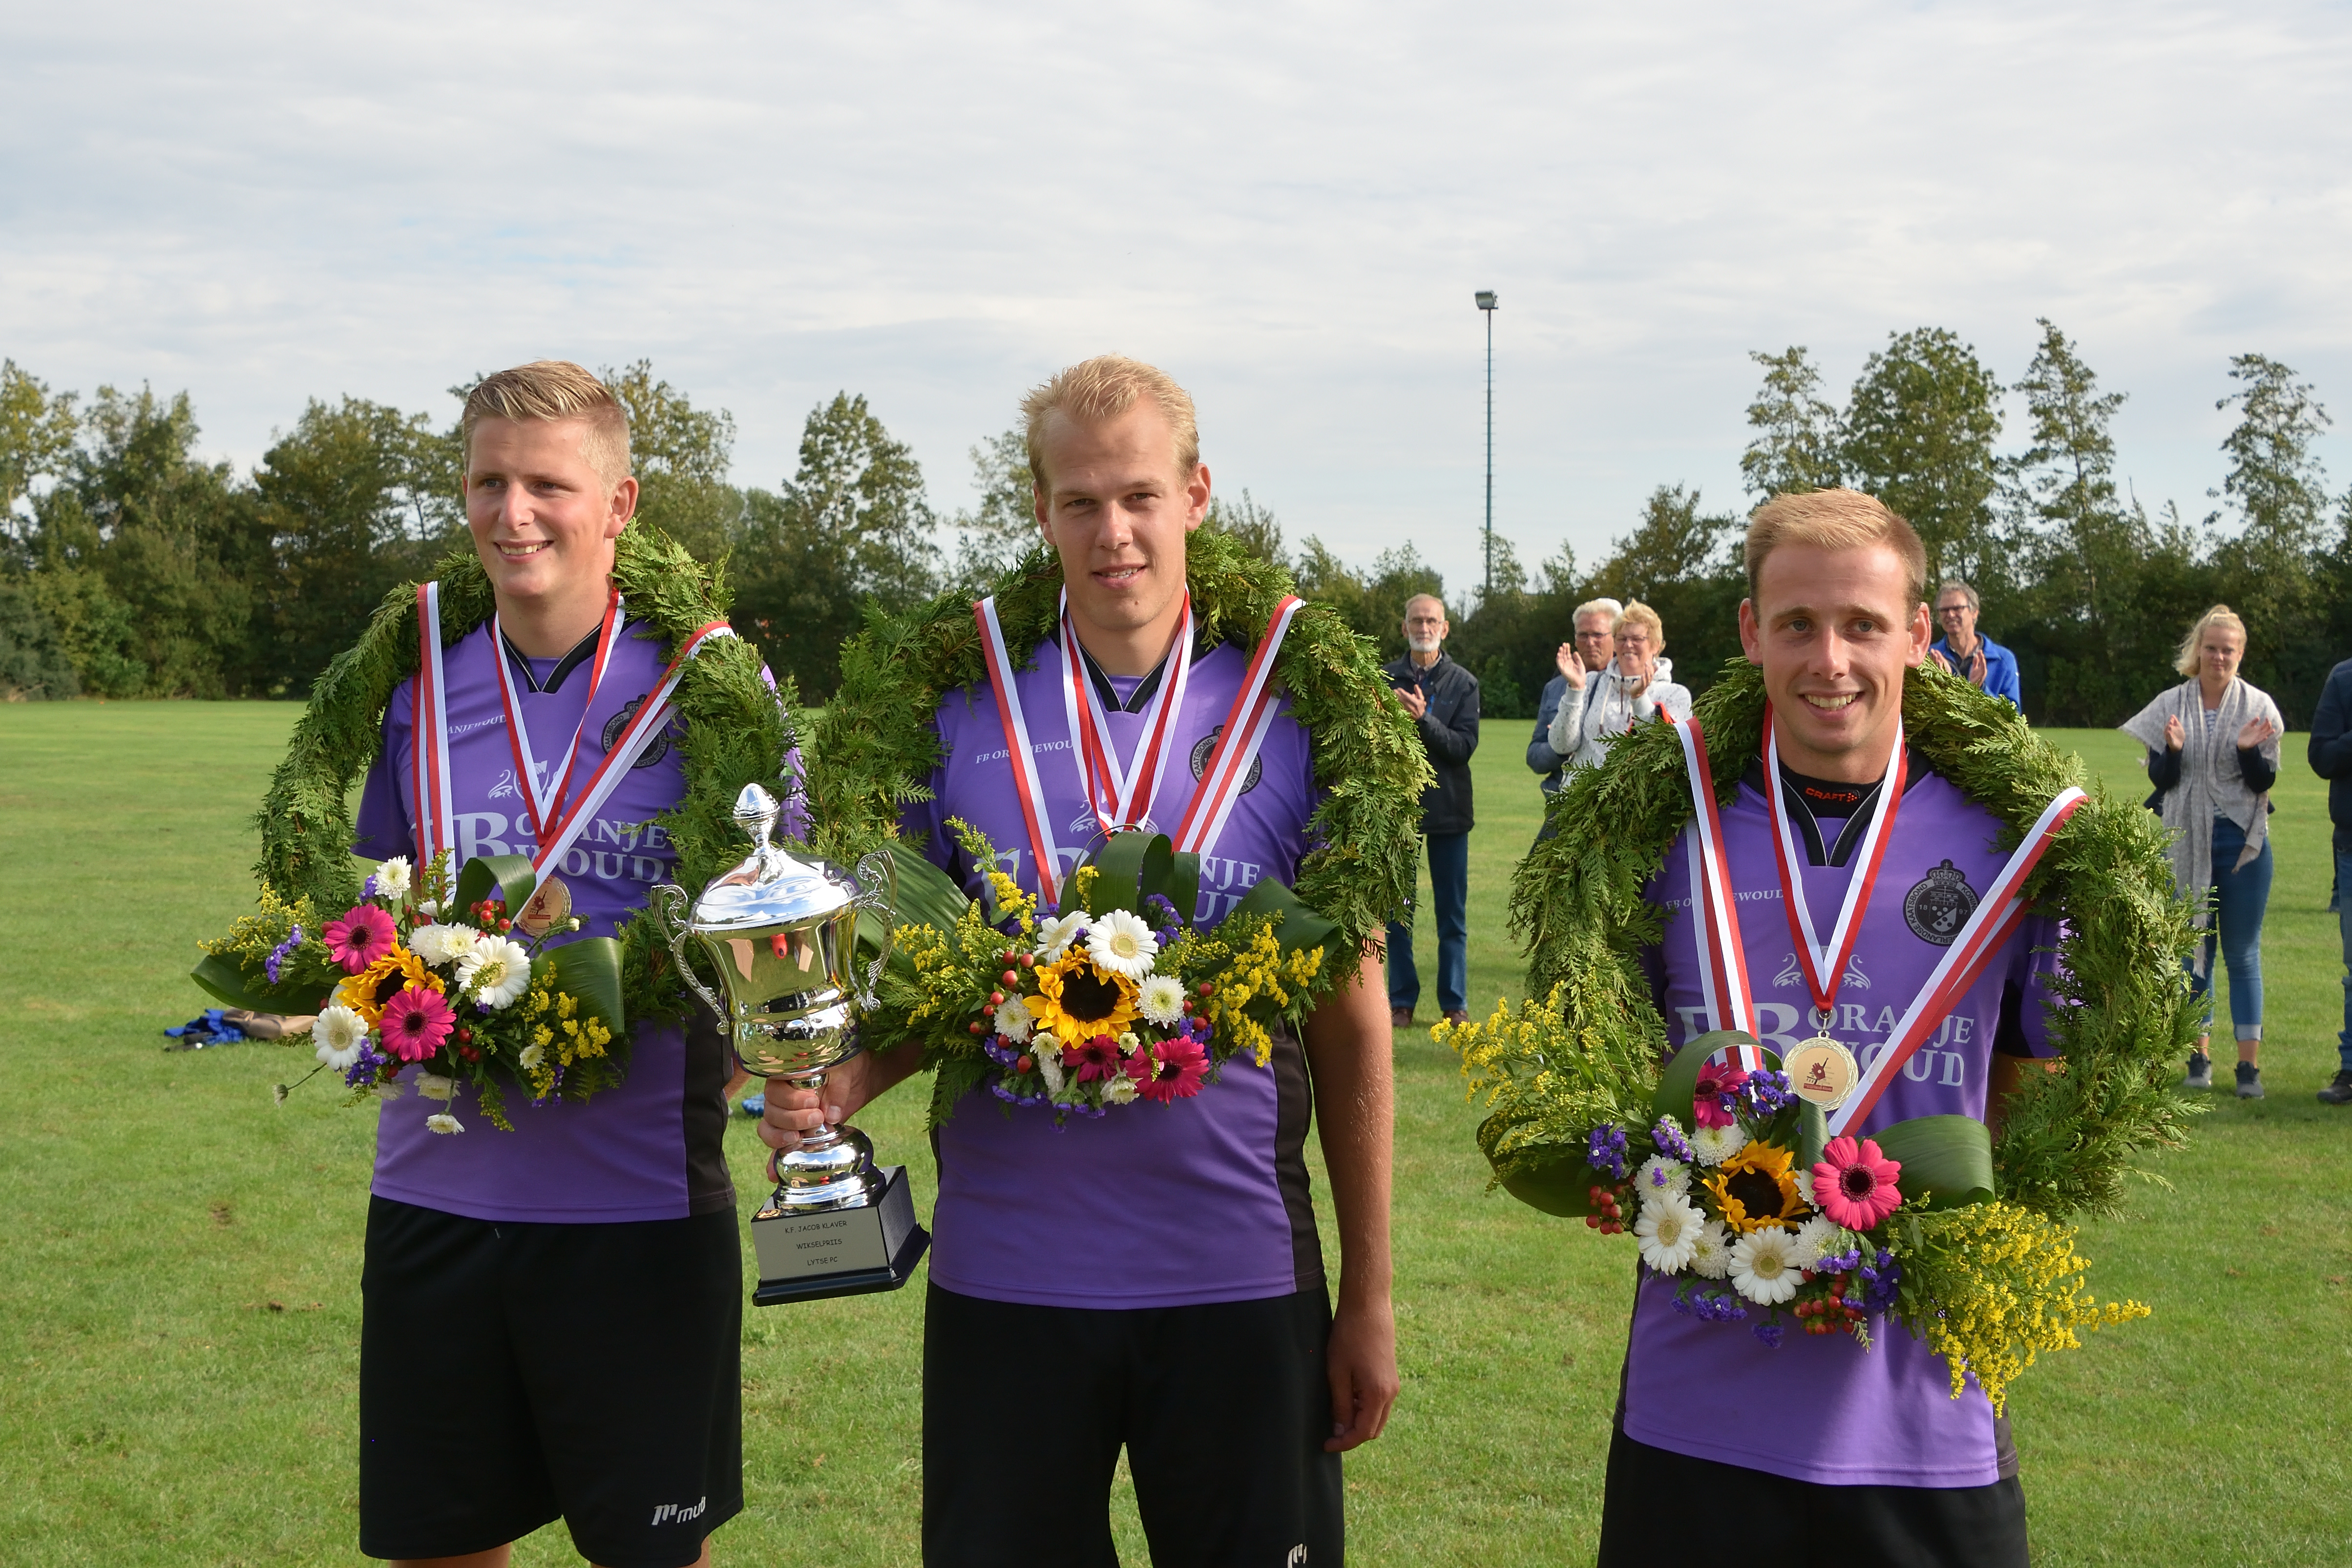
[361,873,379,899]
[1650,1117,1693,1162]
[1813,1244,1864,1275]
[265,925,304,985]
[1753,1321,1785,1349]
[1685,1289,1748,1324]
[989,1080,1051,1108]
[1858,1249,1903,1313]
[1586,1123,1629,1181]
[1142,893,1185,946]
[342,1039,391,1088]
[1739,1068,1795,1117]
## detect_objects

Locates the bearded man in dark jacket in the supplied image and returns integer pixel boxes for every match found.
[1383,593,1480,1027]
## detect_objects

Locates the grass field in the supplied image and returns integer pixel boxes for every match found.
[3,702,2350,1566]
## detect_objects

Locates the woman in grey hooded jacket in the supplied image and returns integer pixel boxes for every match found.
[1546,599,1694,774]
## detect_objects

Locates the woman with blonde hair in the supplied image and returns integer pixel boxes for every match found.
[2121,606,2284,1096]
[1545,600,1693,774]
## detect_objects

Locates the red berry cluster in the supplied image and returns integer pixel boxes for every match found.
[1584,1183,1629,1234]
[971,951,1038,1035]
[454,1024,481,1064]
[1793,1275,1867,1335]
[470,897,513,935]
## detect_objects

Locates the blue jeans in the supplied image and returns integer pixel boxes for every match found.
[2337,847,2352,1071]
[2186,814,2272,1043]
[1387,831,1469,1017]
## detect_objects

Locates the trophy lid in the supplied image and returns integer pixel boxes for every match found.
[687,784,854,935]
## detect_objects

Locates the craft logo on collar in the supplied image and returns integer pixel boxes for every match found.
[1903,859,1978,946]
[601,695,671,769]
[1189,725,1262,794]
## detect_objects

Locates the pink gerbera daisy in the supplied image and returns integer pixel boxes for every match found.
[378,984,456,1063]
[1127,1035,1209,1103]
[1066,1033,1124,1083]
[323,904,398,975]
[1691,1060,1749,1130]
[1811,1135,1904,1231]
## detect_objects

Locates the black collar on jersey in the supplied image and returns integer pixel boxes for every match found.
[1064,623,1214,715]
[499,624,602,695]
[1740,747,1928,868]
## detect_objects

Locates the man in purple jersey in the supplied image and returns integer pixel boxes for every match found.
[1597,490,2053,1568]
[762,356,1399,1567]
[348,363,749,1568]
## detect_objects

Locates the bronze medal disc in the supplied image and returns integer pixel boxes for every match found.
[516,874,573,939]
[1785,1033,1860,1110]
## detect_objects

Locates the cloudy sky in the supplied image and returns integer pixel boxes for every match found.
[5,0,2349,594]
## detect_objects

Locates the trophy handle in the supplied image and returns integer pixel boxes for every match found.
[851,850,897,1011]
[652,883,727,1017]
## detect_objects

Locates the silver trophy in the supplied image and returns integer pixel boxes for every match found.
[655,783,928,1304]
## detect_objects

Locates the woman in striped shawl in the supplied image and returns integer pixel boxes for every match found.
[2121,605,2284,1097]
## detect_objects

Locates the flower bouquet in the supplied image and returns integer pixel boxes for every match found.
[1441,997,2146,1414]
[864,823,1336,1123]
[194,852,627,1133]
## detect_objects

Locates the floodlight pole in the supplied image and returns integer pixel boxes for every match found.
[1475,290,1498,599]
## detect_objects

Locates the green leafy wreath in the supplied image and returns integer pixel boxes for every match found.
[802,527,1433,1104]
[202,523,800,1046]
[1497,659,2202,1223]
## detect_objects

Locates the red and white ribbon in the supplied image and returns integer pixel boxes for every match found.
[974,595,1069,906]
[1173,595,1303,856]
[1765,710,1906,1019]
[489,589,623,844]
[1670,713,1757,1039]
[411,582,458,867]
[413,584,734,878]
[1060,590,1195,840]
[1826,784,2086,1135]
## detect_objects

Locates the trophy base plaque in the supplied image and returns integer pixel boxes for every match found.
[751,1164,930,1306]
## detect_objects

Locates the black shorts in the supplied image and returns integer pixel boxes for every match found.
[922,1284,1343,1568]
[1597,1426,2029,1568]
[358,1197,744,1568]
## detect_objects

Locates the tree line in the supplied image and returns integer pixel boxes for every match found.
[4,325,2347,726]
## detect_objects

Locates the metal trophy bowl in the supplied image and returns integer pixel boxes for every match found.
[655,783,928,1304]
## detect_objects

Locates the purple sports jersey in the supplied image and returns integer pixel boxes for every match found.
[1624,760,2061,1487]
[902,627,1327,1309]
[353,616,803,1225]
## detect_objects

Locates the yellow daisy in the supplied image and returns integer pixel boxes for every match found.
[1703,1141,1809,1233]
[336,946,442,1025]
[1026,950,1138,1043]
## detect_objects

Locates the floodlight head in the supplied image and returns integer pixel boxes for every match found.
[1475,291,1498,311]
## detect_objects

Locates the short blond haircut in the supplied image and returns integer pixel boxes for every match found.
[2174,604,2247,677]
[462,360,631,487]
[1572,597,1623,627]
[1616,599,1665,651]
[1744,488,1926,605]
[1020,355,1199,489]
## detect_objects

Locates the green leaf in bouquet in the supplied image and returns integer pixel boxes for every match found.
[454,855,537,920]
[189,954,335,1016]
[1222,876,1339,958]
[864,842,970,960]
[1087,832,1158,914]
[1497,1147,1604,1217]
[543,936,627,1035]
[1873,1114,1995,1212]
[1794,1098,1828,1174]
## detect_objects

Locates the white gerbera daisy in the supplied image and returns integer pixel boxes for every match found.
[1688,1123,1745,1166]
[416,1073,455,1102]
[1729,1226,1803,1305]
[1634,1154,1691,1199]
[1034,912,1086,963]
[1137,975,1187,1027]
[993,993,1035,1043]
[313,1004,370,1071]
[1792,1215,1843,1270]
[424,1113,464,1135]
[1794,1168,1816,1206]
[457,938,533,1008]
[1688,1220,1733,1279]
[1102,1071,1138,1104]
[407,922,478,967]
[375,856,413,899]
[1034,1038,1066,1096]
[1635,1194,1705,1274]
[1086,910,1159,980]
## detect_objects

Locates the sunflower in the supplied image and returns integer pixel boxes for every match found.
[336,946,442,1025]
[1702,1141,1809,1233]
[1027,951,1138,1043]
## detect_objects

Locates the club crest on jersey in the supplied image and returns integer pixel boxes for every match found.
[601,695,671,769]
[1903,859,1978,946]
[1189,725,1262,794]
